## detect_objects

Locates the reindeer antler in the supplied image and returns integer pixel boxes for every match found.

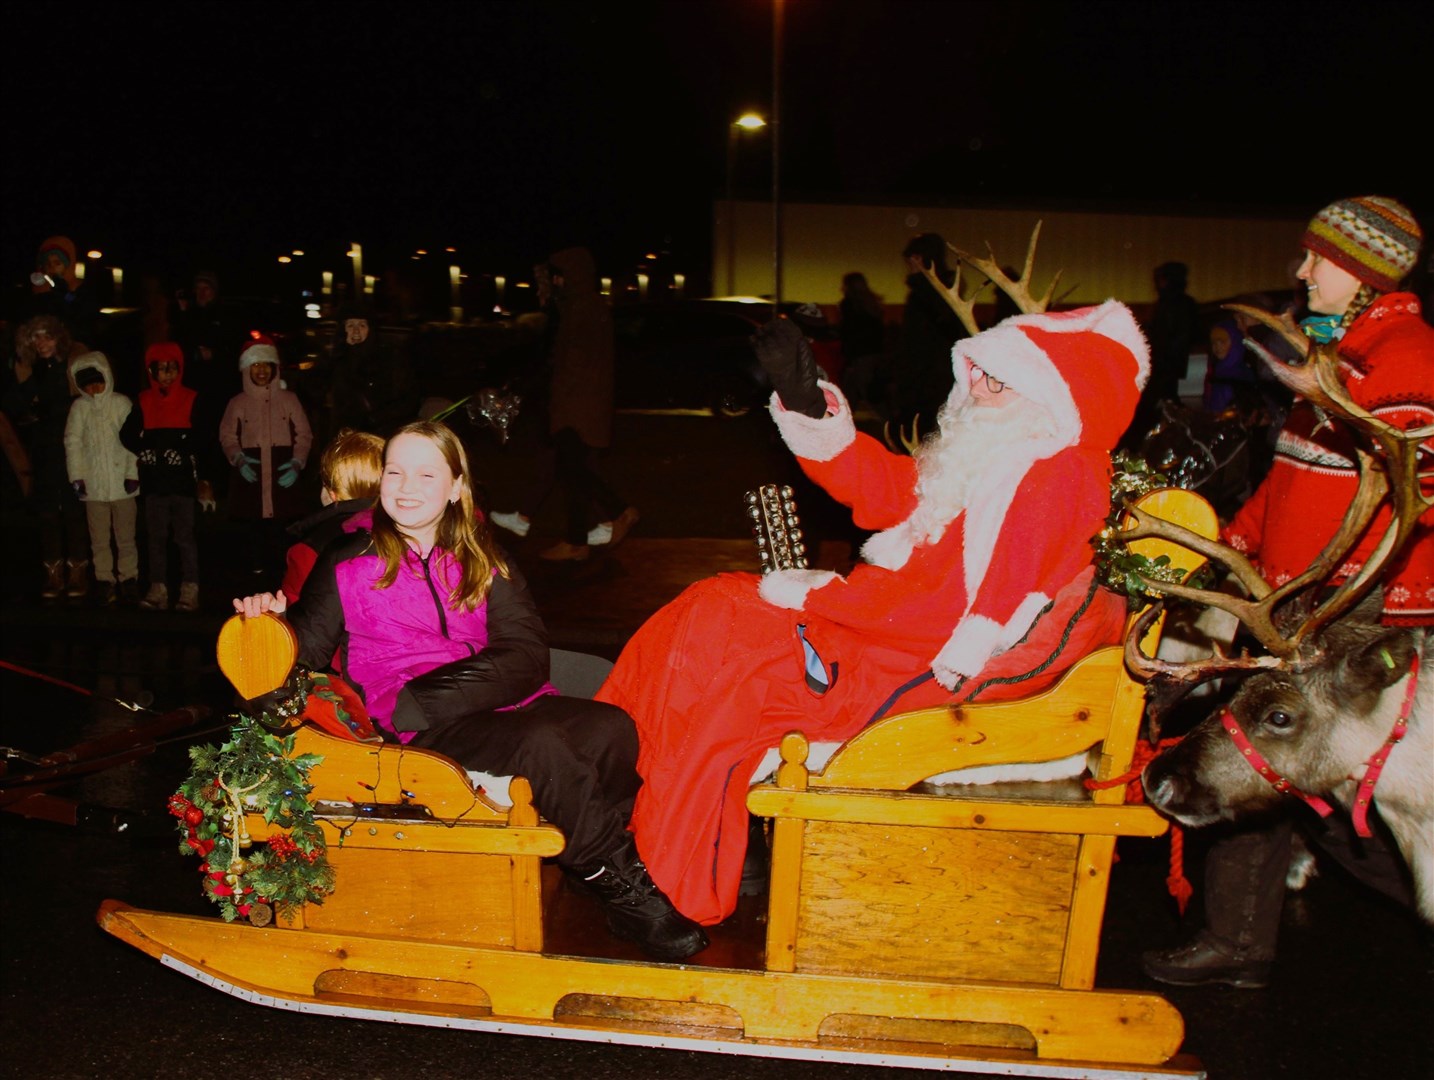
[883,416,923,455]
[919,221,1064,336]
[1125,307,1433,683]
[951,220,1062,316]
[920,260,987,337]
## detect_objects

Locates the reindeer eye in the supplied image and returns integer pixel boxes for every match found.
[1264,710,1295,731]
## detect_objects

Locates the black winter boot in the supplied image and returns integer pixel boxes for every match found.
[571,839,709,962]
[739,813,770,897]
[1141,931,1272,989]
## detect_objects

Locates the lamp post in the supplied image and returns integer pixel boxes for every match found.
[725,112,766,296]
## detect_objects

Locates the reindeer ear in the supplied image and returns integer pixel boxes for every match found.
[1346,586,1386,626]
[1341,626,1418,702]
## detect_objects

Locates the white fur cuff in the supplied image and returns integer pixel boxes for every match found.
[758,568,839,610]
[931,614,1003,689]
[769,381,855,462]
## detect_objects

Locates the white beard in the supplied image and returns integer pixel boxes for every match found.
[907,396,1061,546]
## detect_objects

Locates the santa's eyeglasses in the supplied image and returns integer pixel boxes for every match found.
[970,364,1005,394]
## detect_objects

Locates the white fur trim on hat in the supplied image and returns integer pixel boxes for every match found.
[950,299,1150,450]
[758,567,839,610]
[238,344,280,370]
[769,381,855,462]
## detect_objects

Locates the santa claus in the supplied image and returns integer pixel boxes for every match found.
[596,300,1151,927]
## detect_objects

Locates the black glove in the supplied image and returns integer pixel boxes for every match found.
[753,317,826,418]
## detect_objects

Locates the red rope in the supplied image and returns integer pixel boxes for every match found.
[0,658,94,697]
[1084,737,1193,914]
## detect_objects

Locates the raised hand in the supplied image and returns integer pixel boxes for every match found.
[752,316,826,418]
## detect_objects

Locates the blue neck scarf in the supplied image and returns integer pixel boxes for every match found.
[1300,314,1345,344]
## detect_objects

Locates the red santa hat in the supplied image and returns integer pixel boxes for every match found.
[950,300,1149,452]
[238,335,280,371]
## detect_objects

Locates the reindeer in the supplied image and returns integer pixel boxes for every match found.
[1117,312,1434,919]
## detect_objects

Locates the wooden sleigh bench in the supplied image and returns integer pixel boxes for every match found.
[99,487,1216,1075]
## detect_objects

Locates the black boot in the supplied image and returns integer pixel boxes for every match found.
[571,839,709,962]
[739,814,770,897]
[1141,931,1272,989]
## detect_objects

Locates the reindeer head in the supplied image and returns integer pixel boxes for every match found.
[1142,593,1423,826]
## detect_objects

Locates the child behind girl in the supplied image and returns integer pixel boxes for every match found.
[234,421,706,962]
[280,428,384,604]
[219,338,312,578]
[63,352,140,605]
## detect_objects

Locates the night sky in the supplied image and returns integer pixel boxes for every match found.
[6,0,1430,300]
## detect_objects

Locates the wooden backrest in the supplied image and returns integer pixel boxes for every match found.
[804,487,1218,792]
[216,613,298,700]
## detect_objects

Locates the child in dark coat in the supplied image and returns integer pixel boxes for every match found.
[125,342,214,612]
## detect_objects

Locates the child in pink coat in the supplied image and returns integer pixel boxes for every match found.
[219,338,312,575]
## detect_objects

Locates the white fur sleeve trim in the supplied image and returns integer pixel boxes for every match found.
[758,568,840,610]
[769,381,856,462]
[931,591,1051,689]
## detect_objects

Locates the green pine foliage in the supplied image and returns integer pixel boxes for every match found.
[171,710,335,925]
[1091,451,1210,610]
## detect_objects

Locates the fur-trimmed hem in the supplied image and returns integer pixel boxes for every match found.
[758,567,839,610]
[769,381,855,462]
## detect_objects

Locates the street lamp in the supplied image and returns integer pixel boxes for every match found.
[725,112,766,295]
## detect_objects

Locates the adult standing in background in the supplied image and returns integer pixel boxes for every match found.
[1125,260,1201,445]
[536,247,638,562]
[837,271,886,407]
[30,236,97,348]
[891,233,962,439]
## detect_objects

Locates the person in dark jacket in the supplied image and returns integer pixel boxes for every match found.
[837,271,886,406]
[537,247,637,561]
[234,420,707,961]
[2,316,87,599]
[29,236,97,348]
[891,233,963,437]
[329,307,417,438]
[124,342,214,612]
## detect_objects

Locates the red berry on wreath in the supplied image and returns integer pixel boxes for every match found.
[185,807,204,826]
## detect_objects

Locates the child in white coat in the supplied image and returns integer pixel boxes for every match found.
[64,352,140,604]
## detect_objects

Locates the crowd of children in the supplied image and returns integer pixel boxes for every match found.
[2,315,316,610]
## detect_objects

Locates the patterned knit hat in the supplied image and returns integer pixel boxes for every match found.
[1302,196,1422,292]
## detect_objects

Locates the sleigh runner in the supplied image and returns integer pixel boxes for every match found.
[98,486,1214,1077]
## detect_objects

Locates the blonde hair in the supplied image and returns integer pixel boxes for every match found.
[15,315,71,365]
[320,429,385,502]
[370,421,507,610]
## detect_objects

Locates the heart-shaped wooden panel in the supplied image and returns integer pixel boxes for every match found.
[216,613,298,700]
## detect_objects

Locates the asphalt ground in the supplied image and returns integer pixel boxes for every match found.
[2,411,1430,1079]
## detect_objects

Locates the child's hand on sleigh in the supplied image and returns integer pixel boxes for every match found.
[233,591,287,619]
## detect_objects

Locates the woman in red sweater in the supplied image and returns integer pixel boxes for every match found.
[1144,194,1432,990]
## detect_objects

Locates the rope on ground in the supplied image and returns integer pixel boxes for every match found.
[1084,736,1193,914]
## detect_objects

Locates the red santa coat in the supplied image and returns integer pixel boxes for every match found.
[598,301,1150,925]
[1224,293,1434,625]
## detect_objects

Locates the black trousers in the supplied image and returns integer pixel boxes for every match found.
[408,694,640,869]
[1202,810,1416,958]
[552,427,625,546]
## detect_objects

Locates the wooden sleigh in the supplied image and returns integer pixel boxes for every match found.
[99,488,1216,1078]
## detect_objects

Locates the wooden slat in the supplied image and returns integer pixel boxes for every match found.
[747,788,1168,837]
